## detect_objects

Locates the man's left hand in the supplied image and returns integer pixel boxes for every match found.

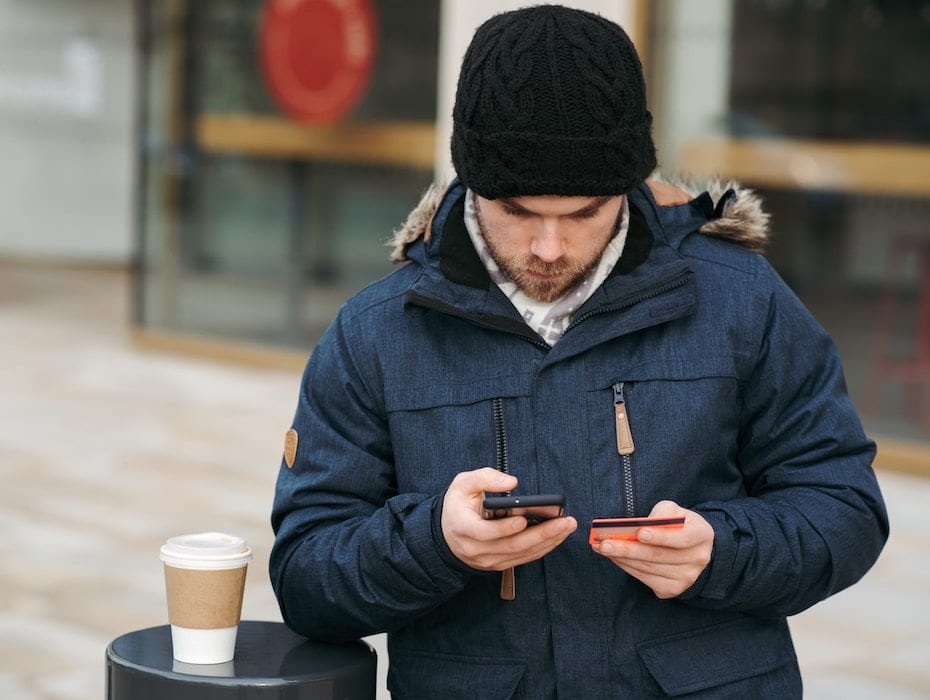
[591,500,714,598]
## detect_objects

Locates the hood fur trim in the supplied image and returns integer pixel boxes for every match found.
[387,177,770,262]
[388,182,448,263]
[655,174,770,254]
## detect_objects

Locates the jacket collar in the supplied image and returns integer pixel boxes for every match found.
[388,176,770,265]
[403,182,698,351]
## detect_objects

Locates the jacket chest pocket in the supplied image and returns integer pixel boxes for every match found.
[384,375,533,494]
[586,356,743,518]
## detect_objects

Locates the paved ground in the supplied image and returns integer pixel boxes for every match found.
[1,262,928,699]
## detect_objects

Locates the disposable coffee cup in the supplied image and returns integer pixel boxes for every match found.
[159,532,252,664]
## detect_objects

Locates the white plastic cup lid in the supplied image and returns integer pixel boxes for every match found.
[159,532,253,570]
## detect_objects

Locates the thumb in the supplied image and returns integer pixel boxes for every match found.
[648,500,685,517]
[450,467,517,497]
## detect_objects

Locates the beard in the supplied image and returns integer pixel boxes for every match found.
[475,205,621,303]
[491,251,597,303]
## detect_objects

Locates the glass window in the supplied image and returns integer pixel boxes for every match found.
[728,0,930,143]
[648,0,930,446]
[136,0,438,349]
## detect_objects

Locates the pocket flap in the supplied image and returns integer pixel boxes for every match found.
[386,374,531,411]
[592,355,738,389]
[388,649,526,699]
[636,618,795,696]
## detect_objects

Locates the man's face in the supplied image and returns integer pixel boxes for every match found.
[475,194,625,302]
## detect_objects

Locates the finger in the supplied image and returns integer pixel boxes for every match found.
[613,557,692,581]
[486,518,578,568]
[468,514,577,568]
[479,514,531,540]
[533,515,578,541]
[496,515,577,548]
[594,538,665,561]
[491,515,577,551]
[619,562,698,599]
[604,555,698,596]
[594,538,689,565]
[599,544,705,591]
[636,524,691,547]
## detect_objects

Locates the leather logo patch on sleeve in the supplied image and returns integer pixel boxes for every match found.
[284,428,298,469]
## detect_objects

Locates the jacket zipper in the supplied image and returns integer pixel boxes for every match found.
[566,270,692,335]
[613,382,636,517]
[492,397,516,601]
[405,291,550,350]
[491,397,511,491]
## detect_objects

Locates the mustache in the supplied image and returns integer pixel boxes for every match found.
[516,256,589,276]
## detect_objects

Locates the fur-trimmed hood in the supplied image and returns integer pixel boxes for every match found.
[387,177,769,263]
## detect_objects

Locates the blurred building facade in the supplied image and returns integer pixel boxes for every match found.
[3,0,929,459]
[0,0,135,262]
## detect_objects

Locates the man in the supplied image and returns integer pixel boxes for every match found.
[271,5,888,698]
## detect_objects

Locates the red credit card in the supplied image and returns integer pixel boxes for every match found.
[589,516,686,544]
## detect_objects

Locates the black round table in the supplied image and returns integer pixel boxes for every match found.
[106,620,377,699]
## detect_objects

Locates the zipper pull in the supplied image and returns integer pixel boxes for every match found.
[500,567,515,601]
[613,382,635,456]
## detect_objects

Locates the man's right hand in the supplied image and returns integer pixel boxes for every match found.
[440,467,577,571]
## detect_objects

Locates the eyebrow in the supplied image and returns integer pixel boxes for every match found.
[499,196,614,217]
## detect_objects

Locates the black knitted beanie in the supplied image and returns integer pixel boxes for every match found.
[451,5,657,199]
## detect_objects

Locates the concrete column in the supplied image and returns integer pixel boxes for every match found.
[649,0,734,175]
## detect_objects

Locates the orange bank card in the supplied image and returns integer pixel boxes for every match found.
[589,516,686,544]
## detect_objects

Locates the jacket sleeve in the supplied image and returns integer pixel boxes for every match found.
[269,304,473,642]
[681,257,889,617]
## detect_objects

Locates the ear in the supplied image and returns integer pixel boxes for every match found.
[645,179,692,207]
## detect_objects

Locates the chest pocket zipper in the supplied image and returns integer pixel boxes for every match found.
[492,397,510,479]
[491,397,516,601]
[613,382,636,517]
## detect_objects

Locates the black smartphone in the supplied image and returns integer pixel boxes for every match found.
[482,494,566,524]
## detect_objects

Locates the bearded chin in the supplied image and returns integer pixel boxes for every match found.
[512,274,563,302]
[506,257,592,303]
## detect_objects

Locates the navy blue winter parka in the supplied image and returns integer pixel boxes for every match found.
[271,180,888,698]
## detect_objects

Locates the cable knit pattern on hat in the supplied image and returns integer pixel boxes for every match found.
[452,5,657,199]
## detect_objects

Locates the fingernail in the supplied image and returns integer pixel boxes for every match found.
[638,529,653,542]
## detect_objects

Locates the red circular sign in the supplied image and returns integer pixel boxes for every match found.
[259,0,377,124]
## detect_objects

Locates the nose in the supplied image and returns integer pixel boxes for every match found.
[529,223,566,262]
